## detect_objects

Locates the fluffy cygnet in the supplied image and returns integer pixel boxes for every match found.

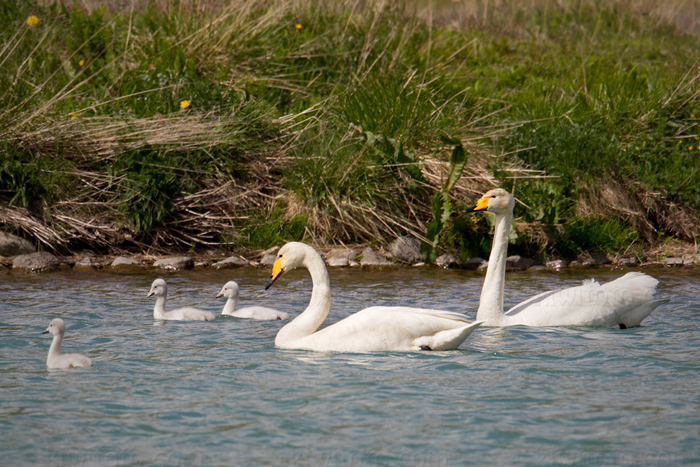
[217,280,289,320]
[43,318,93,369]
[147,278,216,321]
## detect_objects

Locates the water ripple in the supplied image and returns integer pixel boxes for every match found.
[1,268,699,465]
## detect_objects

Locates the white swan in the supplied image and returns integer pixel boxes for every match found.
[464,188,667,327]
[264,242,482,352]
[217,280,289,320]
[43,318,93,369]
[147,278,216,321]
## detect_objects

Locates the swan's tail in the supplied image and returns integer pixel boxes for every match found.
[601,272,664,327]
[619,299,669,328]
[417,321,483,351]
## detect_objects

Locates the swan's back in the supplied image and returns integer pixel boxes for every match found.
[283,306,480,352]
[600,271,657,299]
[48,352,92,369]
[506,272,663,327]
[230,306,289,320]
[165,306,216,321]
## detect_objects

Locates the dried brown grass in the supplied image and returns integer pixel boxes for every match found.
[3,110,282,252]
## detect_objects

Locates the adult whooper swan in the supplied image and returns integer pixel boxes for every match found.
[43,318,93,369]
[264,242,482,352]
[217,280,289,320]
[464,188,667,327]
[147,278,216,321]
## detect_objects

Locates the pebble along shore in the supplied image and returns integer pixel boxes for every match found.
[3,248,699,274]
[2,231,698,273]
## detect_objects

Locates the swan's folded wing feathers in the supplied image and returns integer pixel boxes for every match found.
[505,281,608,326]
[505,272,661,326]
[234,306,289,320]
[305,307,474,352]
[372,307,472,323]
[172,307,215,321]
[600,272,658,299]
[505,289,562,316]
[49,352,92,369]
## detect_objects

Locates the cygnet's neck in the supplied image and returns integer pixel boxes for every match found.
[48,332,63,358]
[222,293,238,315]
[153,294,168,319]
[477,210,512,325]
[275,250,331,346]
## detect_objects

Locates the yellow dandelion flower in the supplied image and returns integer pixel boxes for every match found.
[180,100,190,109]
[26,15,39,27]
[295,23,302,30]
[691,114,696,118]
[689,146,693,151]
[79,59,85,67]
[69,112,77,119]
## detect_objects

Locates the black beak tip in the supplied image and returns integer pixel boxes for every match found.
[265,274,280,291]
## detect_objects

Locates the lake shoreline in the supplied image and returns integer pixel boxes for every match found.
[3,243,699,274]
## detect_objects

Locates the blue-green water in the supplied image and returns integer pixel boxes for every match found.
[1,267,698,466]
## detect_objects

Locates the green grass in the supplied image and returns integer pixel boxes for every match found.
[1,0,699,258]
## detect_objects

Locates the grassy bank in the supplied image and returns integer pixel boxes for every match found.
[1,0,699,261]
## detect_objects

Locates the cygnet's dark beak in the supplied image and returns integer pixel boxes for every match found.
[42,329,49,334]
[215,291,223,298]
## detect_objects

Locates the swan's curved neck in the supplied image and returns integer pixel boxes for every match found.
[222,295,238,315]
[477,211,512,324]
[275,251,331,346]
[153,295,167,319]
[48,333,63,358]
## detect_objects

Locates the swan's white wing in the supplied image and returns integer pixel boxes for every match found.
[48,352,92,369]
[294,307,480,352]
[64,353,93,368]
[233,306,289,320]
[167,307,216,321]
[504,272,661,327]
[505,288,564,317]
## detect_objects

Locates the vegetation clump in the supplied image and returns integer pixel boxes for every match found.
[1,0,699,261]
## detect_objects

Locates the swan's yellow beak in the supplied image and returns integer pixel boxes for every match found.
[463,196,490,213]
[265,258,284,290]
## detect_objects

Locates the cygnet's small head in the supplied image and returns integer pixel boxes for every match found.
[216,281,240,299]
[147,278,167,298]
[264,242,309,290]
[463,188,514,215]
[43,318,65,336]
